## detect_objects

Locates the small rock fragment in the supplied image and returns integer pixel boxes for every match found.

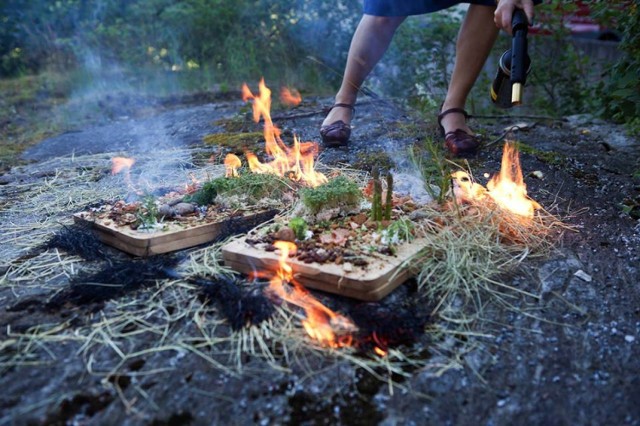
[173,202,196,216]
[343,262,353,272]
[275,227,296,242]
[157,204,175,218]
[574,270,592,282]
[625,335,635,343]
[530,170,544,179]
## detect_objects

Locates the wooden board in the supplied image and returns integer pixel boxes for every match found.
[74,209,278,257]
[222,237,426,301]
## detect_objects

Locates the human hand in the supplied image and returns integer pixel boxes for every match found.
[494,0,536,35]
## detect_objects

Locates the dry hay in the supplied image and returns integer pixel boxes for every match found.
[0,153,569,397]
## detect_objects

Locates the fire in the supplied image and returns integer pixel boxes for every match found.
[225,79,327,187]
[280,87,302,106]
[268,241,356,348]
[486,142,541,218]
[111,157,135,175]
[184,172,200,194]
[452,142,540,218]
[224,154,242,177]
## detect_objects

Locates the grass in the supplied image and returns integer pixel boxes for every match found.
[0,138,567,415]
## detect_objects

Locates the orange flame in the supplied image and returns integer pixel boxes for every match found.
[224,154,242,177]
[232,78,327,187]
[184,172,200,194]
[486,142,541,218]
[268,241,356,348]
[280,87,302,106]
[111,157,135,175]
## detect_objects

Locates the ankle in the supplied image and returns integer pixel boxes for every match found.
[334,91,357,107]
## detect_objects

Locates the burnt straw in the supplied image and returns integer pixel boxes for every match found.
[348,303,429,353]
[192,276,275,330]
[47,256,180,309]
[42,223,108,261]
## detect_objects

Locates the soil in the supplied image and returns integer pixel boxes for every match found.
[1,93,639,425]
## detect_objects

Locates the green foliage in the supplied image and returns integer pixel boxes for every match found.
[300,176,362,215]
[186,172,290,205]
[591,2,640,135]
[410,138,451,205]
[370,168,383,222]
[385,173,393,220]
[385,11,463,109]
[289,217,308,240]
[522,1,609,116]
[385,218,415,243]
[369,169,394,222]
[136,194,159,228]
[0,0,360,90]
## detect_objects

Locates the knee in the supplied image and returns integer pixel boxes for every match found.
[363,15,405,33]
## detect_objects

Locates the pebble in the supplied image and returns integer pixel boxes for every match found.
[574,270,593,282]
[173,202,196,216]
[625,335,635,343]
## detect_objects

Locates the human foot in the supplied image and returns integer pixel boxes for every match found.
[437,107,480,157]
[320,103,355,147]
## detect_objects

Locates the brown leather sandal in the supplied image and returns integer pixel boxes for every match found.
[437,107,480,157]
[320,103,355,147]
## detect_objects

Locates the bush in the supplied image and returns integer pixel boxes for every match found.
[592,2,640,135]
[0,0,360,91]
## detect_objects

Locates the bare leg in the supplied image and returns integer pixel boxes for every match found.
[322,14,406,128]
[440,4,499,135]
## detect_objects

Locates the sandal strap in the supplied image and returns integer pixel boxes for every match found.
[437,107,470,126]
[330,103,356,112]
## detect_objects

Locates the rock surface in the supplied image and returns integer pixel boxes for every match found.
[1,95,639,425]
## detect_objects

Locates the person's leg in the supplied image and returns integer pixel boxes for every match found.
[439,4,499,135]
[322,14,406,129]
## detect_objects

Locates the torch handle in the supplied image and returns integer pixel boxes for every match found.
[510,9,529,104]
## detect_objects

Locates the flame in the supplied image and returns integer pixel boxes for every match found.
[268,241,356,348]
[228,78,327,187]
[224,154,242,177]
[486,142,541,218]
[451,142,540,219]
[451,171,487,203]
[111,157,135,175]
[280,87,302,106]
[184,172,200,194]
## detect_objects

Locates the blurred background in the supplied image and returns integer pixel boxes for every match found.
[0,0,637,171]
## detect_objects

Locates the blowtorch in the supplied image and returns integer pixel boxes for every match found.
[490,8,531,108]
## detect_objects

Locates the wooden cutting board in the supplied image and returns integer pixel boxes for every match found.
[222,237,426,301]
[74,209,278,257]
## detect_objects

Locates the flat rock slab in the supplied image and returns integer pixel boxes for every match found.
[2,95,640,425]
[21,103,239,161]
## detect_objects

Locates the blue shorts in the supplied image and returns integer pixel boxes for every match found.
[364,0,541,17]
